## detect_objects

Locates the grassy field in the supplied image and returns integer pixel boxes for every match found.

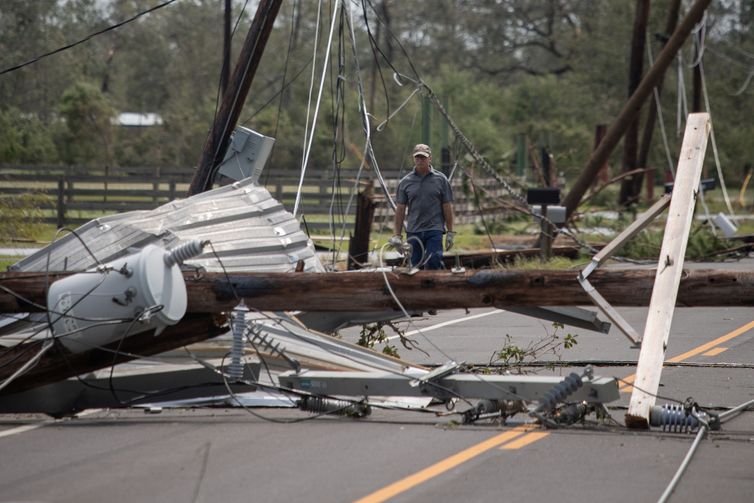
[2,185,754,272]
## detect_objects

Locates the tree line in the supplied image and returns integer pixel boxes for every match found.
[0,0,752,205]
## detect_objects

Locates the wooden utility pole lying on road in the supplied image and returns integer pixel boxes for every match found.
[0,315,226,395]
[2,268,754,315]
[1,265,752,395]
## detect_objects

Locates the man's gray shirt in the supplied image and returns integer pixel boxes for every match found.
[396,167,454,233]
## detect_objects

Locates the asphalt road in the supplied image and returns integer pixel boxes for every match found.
[2,261,754,503]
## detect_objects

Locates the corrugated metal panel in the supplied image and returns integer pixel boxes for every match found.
[11,178,324,273]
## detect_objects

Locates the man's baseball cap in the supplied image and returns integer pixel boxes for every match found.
[413,144,431,157]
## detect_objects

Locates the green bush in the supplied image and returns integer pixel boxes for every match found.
[622,224,729,261]
[0,193,50,241]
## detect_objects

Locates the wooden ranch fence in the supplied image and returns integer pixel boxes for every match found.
[0,164,509,232]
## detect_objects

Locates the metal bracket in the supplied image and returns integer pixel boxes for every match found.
[578,194,672,346]
[409,360,463,388]
[578,275,640,346]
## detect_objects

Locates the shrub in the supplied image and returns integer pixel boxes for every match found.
[0,193,50,241]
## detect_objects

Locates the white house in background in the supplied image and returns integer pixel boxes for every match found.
[111,112,163,127]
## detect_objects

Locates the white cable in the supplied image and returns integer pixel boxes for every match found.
[375,85,422,132]
[719,397,754,422]
[689,11,707,68]
[326,1,373,265]
[654,84,675,180]
[343,0,398,213]
[698,56,735,216]
[646,34,675,179]
[376,245,543,406]
[657,424,706,503]
[697,183,715,234]
[298,0,323,195]
[689,23,734,215]
[377,244,455,361]
[703,46,754,95]
[731,70,754,96]
[0,339,54,392]
[677,52,688,136]
[327,0,398,265]
[294,0,332,217]
[688,11,707,67]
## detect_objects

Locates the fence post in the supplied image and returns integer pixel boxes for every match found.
[169,180,176,201]
[57,177,66,228]
[153,166,160,203]
[347,182,376,270]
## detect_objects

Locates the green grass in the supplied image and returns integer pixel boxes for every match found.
[2,184,753,271]
[0,257,21,271]
[502,255,589,270]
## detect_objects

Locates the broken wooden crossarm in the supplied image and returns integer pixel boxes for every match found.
[2,269,754,314]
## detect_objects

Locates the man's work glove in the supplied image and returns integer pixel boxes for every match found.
[388,234,404,250]
[445,231,456,251]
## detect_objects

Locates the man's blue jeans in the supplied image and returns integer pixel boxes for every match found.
[407,230,444,270]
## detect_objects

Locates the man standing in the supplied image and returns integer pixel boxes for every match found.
[390,144,455,269]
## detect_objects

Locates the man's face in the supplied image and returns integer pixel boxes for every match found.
[414,154,431,173]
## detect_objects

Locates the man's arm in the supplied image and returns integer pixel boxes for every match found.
[442,202,454,232]
[394,203,407,235]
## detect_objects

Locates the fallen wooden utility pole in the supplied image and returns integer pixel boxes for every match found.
[0,315,226,395]
[2,268,754,315]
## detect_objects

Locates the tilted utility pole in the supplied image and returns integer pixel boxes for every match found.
[633,0,682,201]
[221,0,232,97]
[618,0,651,207]
[562,0,712,219]
[188,0,283,196]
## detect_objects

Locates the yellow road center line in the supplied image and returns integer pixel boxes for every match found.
[499,431,550,450]
[619,319,754,393]
[357,320,754,502]
[619,374,636,392]
[353,425,534,503]
[702,346,728,357]
[667,319,754,362]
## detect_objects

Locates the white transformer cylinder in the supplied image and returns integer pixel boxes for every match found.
[47,244,189,353]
